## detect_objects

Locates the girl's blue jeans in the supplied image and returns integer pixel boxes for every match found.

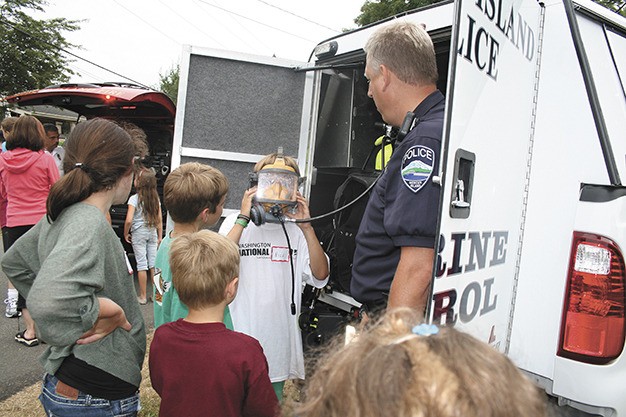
[39,373,140,417]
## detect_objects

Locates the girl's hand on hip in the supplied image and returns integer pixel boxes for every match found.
[76,298,132,345]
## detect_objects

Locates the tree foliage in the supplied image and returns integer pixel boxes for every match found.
[0,0,80,97]
[355,0,624,26]
[355,0,442,26]
[158,64,179,106]
[594,0,626,16]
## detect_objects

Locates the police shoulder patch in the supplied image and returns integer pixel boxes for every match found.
[401,145,435,193]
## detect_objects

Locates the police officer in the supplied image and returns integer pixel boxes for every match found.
[351,21,444,316]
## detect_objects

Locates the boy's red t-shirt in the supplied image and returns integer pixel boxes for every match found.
[149,319,279,417]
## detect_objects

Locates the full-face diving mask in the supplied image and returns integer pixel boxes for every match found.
[250,149,300,226]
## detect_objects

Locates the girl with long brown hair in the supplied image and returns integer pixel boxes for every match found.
[124,167,163,304]
[2,118,146,416]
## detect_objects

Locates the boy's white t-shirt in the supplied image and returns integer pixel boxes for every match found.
[219,213,329,382]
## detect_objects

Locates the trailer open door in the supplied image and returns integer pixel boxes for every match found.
[429,0,545,352]
[173,46,313,215]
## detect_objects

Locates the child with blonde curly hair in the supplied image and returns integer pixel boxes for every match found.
[297,308,547,417]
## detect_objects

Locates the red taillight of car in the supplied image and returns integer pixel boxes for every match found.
[558,232,626,364]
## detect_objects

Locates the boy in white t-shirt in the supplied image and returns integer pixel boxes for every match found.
[219,153,329,401]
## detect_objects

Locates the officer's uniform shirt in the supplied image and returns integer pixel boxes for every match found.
[351,90,445,306]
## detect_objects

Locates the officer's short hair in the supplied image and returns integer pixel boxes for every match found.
[365,21,438,86]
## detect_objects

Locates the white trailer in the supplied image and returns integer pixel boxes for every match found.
[173,0,626,414]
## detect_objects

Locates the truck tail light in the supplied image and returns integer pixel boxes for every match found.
[558,232,626,364]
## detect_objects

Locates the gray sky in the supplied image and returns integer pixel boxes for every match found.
[39,0,365,88]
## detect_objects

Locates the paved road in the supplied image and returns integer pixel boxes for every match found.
[0,275,154,402]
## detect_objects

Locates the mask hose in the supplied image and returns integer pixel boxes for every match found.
[279,216,297,315]
[282,170,383,224]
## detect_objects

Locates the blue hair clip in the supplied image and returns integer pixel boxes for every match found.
[412,323,439,336]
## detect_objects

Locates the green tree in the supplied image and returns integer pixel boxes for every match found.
[0,0,80,96]
[158,64,179,106]
[355,0,442,26]
[595,0,626,16]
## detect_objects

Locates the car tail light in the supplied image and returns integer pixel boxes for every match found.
[558,232,625,364]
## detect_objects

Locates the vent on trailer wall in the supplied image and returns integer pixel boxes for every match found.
[558,232,626,364]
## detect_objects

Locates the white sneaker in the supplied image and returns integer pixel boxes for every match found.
[4,297,21,318]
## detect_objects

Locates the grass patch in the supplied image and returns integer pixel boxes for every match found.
[0,333,160,417]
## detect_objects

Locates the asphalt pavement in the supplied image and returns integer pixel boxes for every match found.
[0,272,154,402]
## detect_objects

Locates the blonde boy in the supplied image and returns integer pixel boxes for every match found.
[153,162,232,328]
[149,231,278,417]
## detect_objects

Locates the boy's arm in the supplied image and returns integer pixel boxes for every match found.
[242,346,280,417]
[289,194,329,282]
[225,188,256,243]
[123,205,135,244]
[148,329,164,395]
[302,226,329,282]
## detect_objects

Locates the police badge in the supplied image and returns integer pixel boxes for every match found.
[401,145,435,193]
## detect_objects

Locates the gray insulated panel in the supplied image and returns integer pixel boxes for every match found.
[183,54,305,157]
[181,156,254,212]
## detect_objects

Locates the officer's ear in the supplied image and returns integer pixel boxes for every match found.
[379,64,392,91]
